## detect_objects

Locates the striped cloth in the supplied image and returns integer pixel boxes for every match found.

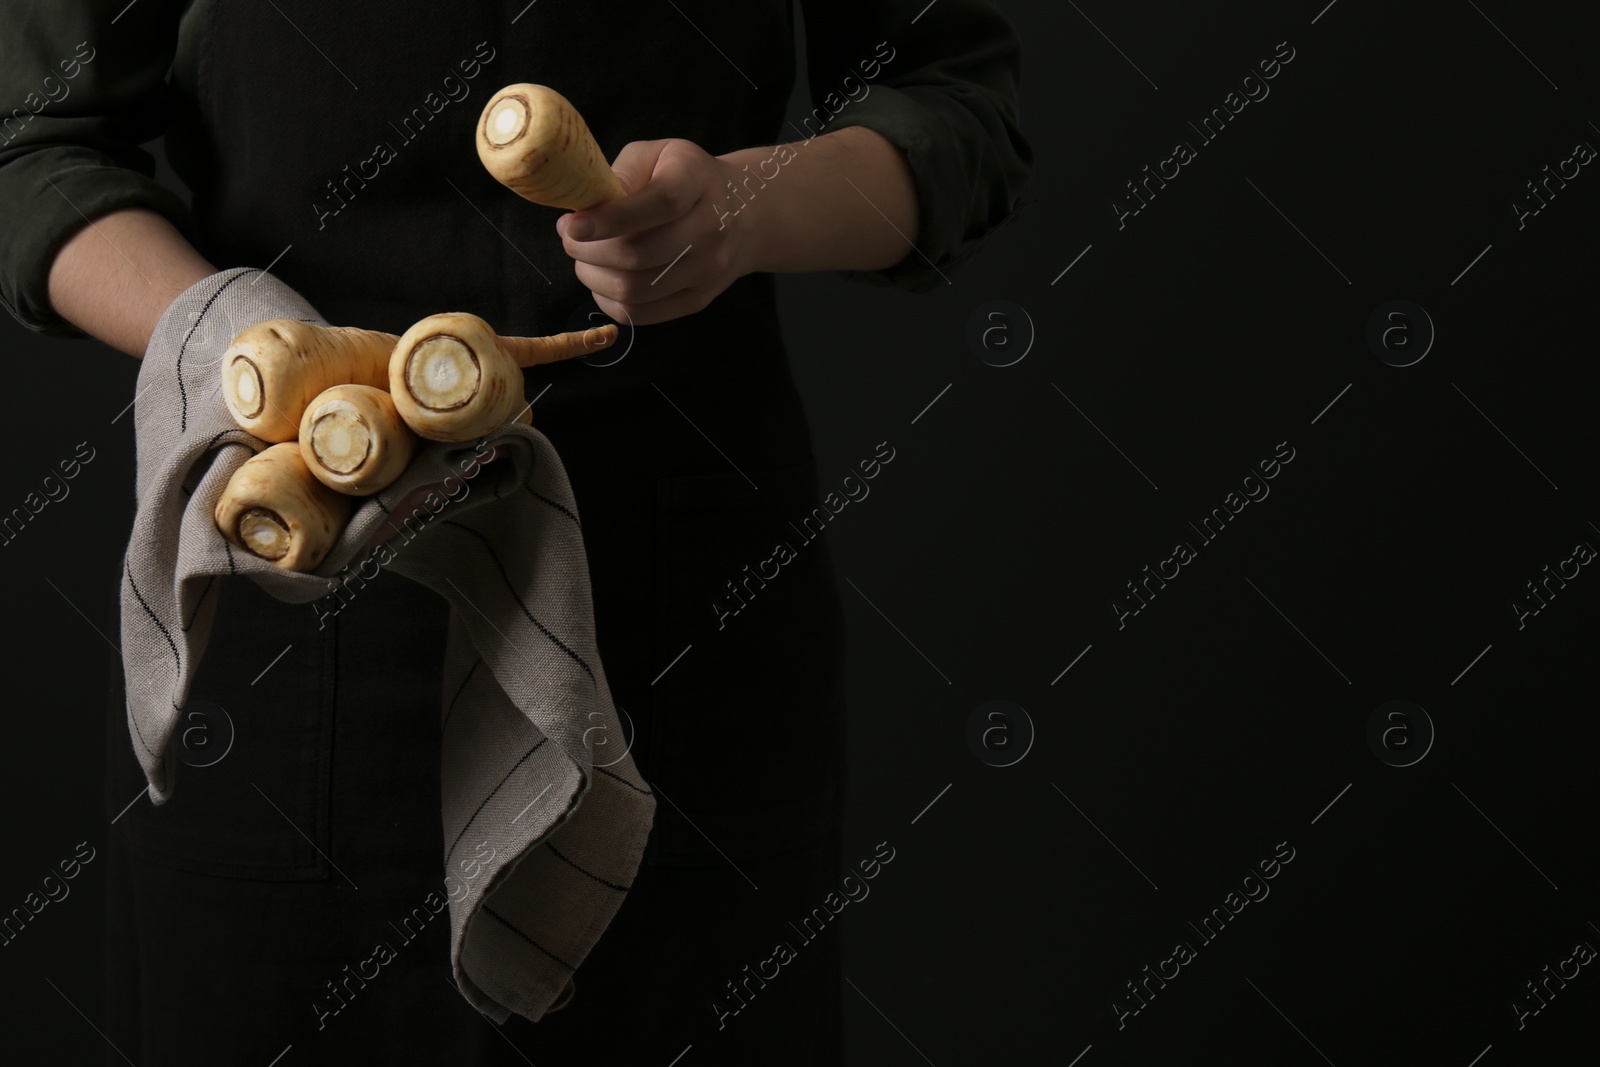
[120,267,654,1023]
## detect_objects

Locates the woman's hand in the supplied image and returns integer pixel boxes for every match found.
[556,138,750,326]
[556,127,919,325]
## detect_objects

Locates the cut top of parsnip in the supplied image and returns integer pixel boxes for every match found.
[484,95,531,148]
[213,442,351,572]
[406,335,482,412]
[299,383,417,497]
[306,397,373,474]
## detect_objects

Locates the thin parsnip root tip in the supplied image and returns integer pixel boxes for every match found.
[583,325,618,351]
[499,324,621,368]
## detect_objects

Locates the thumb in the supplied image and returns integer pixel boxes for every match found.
[609,139,672,199]
[567,139,702,240]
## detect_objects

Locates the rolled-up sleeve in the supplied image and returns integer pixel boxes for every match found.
[0,0,194,335]
[796,0,1034,291]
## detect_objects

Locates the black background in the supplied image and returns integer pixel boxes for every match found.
[3,0,1598,1063]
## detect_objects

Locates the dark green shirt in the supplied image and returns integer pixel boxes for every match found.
[0,0,1032,335]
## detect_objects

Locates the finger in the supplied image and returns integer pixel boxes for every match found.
[556,139,667,239]
[593,285,714,328]
[562,141,705,240]
[561,216,701,272]
[574,257,697,310]
[610,139,671,198]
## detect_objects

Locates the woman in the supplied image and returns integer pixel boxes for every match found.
[0,0,1031,1062]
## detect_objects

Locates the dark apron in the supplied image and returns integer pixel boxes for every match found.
[105,3,848,1062]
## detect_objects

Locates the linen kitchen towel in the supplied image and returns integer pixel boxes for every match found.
[119,266,654,1022]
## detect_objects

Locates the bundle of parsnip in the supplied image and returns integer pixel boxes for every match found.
[213,82,626,574]
[214,313,613,571]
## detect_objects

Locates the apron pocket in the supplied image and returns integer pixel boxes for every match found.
[107,574,335,881]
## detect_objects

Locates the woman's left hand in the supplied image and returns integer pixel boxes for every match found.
[556,138,752,326]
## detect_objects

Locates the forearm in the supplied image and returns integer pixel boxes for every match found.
[719,125,919,276]
[45,208,217,358]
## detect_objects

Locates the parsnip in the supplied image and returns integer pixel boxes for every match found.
[298,384,418,496]
[214,443,351,572]
[222,320,398,442]
[476,83,627,209]
[389,312,617,441]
